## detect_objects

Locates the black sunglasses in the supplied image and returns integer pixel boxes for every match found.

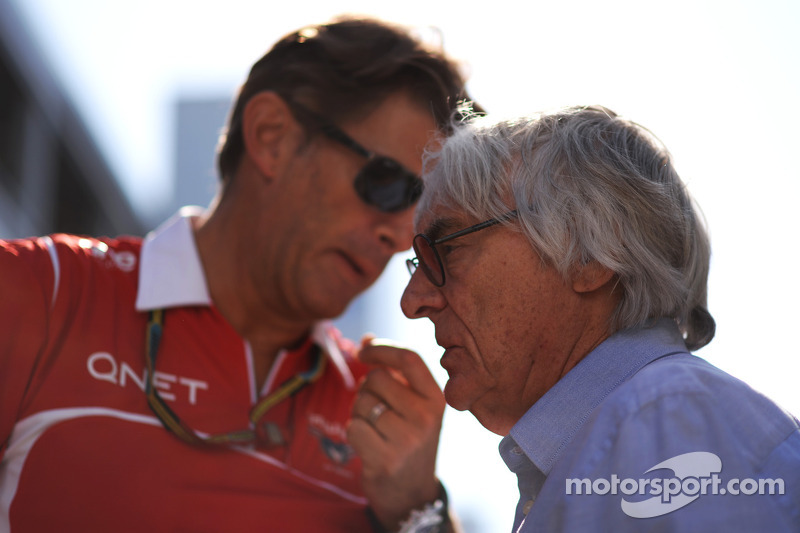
[289,101,423,213]
[407,210,519,287]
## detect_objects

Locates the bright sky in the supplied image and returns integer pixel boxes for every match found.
[11,0,799,530]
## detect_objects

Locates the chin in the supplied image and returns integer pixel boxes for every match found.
[304,289,358,322]
[444,380,509,435]
[320,302,352,322]
[442,379,473,412]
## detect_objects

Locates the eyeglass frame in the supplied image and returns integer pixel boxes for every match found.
[288,101,423,213]
[407,210,519,287]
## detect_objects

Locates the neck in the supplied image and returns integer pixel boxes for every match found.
[192,204,312,388]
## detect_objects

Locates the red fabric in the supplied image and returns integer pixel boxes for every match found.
[0,235,372,532]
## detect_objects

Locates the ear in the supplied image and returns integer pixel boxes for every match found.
[241,91,296,180]
[571,260,616,294]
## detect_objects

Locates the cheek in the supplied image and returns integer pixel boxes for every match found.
[460,271,557,388]
[469,273,537,347]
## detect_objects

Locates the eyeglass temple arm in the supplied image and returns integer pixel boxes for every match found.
[287,100,372,159]
[432,210,519,245]
[319,124,372,159]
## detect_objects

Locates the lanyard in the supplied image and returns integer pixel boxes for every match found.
[145,308,326,446]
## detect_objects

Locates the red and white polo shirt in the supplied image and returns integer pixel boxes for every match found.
[0,209,373,532]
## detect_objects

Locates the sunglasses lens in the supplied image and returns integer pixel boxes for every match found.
[354,158,422,213]
[412,234,444,286]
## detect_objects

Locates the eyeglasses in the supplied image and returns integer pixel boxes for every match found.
[407,210,518,287]
[289,101,423,213]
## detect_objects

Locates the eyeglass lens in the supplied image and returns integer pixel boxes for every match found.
[412,234,445,286]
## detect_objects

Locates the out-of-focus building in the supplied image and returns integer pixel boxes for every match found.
[169,98,229,217]
[0,0,143,239]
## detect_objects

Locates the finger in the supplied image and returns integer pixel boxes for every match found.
[347,412,425,475]
[356,385,443,454]
[359,368,437,419]
[352,390,391,425]
[358,342,441,397]
[346,417,394,471]
[351,387,434,447]
[359,333,376,350]
[351,389,402,441]
[370,407,431,444]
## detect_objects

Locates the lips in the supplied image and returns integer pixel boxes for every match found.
[334,249,383,284]
[437,338,464,374]
[433,329,466,371]
[434,333,458,352]
[337,250,365,277]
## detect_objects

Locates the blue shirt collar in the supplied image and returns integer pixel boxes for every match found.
[503,319,689,475]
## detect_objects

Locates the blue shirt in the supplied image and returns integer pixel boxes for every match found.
[500,319,800,532]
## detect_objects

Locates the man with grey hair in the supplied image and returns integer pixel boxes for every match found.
[401,106,799,531]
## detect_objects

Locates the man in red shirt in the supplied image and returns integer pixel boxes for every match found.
[0,16,479,532]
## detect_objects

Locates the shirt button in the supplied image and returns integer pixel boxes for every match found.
[522,499,534,515]
[512,446,523,455]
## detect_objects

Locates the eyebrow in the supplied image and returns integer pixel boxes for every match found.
[421,216,465,241]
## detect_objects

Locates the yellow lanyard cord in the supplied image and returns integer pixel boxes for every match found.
[145,309,326,446]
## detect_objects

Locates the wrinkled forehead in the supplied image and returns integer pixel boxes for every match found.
[413,203,473,239]
[413,160,508,236]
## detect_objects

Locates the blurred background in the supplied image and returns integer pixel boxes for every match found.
[1,0,797,530]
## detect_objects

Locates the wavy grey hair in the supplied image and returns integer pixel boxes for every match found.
[419,105,715,350]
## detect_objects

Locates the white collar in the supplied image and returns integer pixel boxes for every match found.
[135,207,211,311]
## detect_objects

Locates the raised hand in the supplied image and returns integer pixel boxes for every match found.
[347,337,447,531]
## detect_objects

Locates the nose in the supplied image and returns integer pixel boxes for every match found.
[401,266,447,319]
[375,210,415,253]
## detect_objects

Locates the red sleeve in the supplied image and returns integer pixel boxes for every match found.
[0,237,55,458]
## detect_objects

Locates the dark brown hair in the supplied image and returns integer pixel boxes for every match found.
[217,16,480,181]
